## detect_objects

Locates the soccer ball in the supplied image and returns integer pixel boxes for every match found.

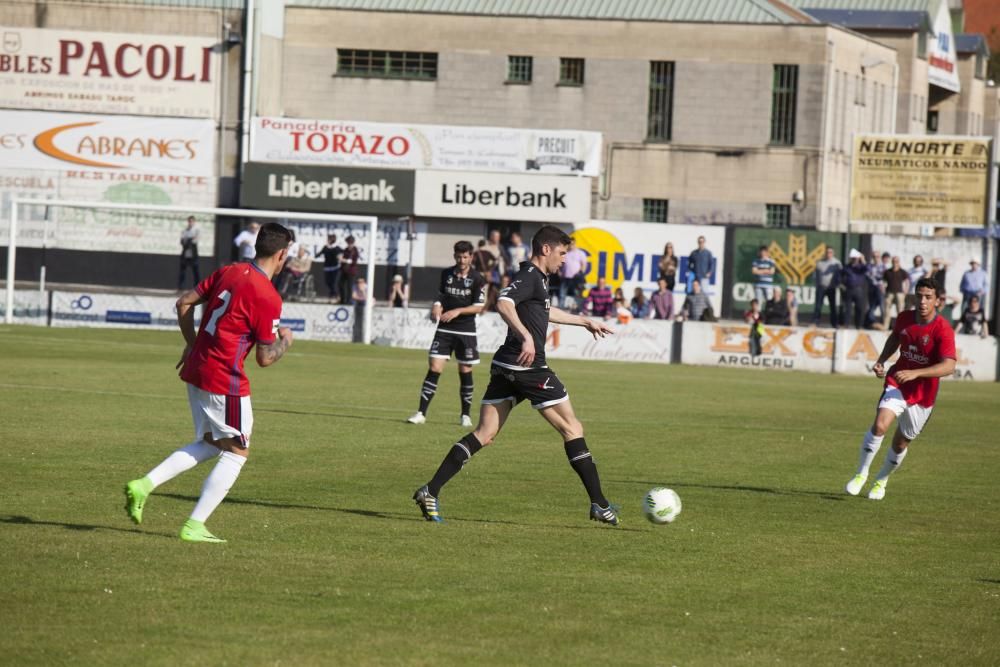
[643,487,682,524]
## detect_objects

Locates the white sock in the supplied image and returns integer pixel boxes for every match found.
[146,441,220,488]
[856,431,885,476]
[875,447,908,483]
[190,451,246,523]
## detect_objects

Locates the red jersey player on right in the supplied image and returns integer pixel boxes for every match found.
[846,277,956,500]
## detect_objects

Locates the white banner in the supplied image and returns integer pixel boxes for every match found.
[251,117,602,176]
[571,220,727,315]
[680,321,836,373]
[50,291,191,329]
[278,302,355,342]
[0,27,220,117]
[281,218,427,267]
[415,171,591,223]
[0,289,46,325]
[370,307,507,352]
[0,110,216,176]
[0,169,217,255]
[835,329,996,382]
[547,319,673,364]
[927,3,960,93]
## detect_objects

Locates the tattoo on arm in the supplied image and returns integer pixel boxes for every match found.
[257,336,290,366]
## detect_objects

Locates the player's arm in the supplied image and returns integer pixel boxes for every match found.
[175,289,206,369]
[496,297,535,366]
[872,331,900,379]
[256,327,293,367]
[894,356,956,383]
[549,306,614,339]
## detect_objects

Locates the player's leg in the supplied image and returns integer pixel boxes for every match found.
[868,404,928,500]
[536,392,617,525]
[458,364,475,427]
[124,384,222,524]
[409,352,446,423]
[846,389,901,495]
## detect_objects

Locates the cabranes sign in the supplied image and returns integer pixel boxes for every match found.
[0,26,220,117]
[250,116,602,177]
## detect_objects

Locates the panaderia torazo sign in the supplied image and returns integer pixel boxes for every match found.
[0,27,220,117]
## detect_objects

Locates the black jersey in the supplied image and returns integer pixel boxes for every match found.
[317,245,343,269]
[494,261,551,369]
[435,266,486,334]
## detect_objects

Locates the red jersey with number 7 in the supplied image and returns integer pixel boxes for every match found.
[179,263,283,396]
[885,310,956,408]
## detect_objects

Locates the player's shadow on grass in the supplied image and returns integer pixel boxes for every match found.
[614,480,847,502]
[0,514,174,538]
[255,407,402,424]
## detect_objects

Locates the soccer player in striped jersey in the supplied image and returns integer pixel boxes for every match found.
[124,222,294,543]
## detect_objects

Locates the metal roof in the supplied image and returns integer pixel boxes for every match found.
[788,0,937,10]
[285,0,817,24]
[802,8,927,29]
[955,33,988,55]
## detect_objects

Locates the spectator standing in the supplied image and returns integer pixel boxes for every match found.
[786,287,798,327]
[630,288,651,319]
[338,235,360,305]
[178,216,200,289]
[960,259,988,311]
[472,239,497,279]
[484,229,505,284]
[389,274,409,308]
[929,258,948,294]
[866,252,890,327]
[586,277,613,318]
[841,250,869,329]
[745,299,764,357]
[955,295,989,338]
[813,246,842,328]
[650,278,674,320]
[764,285,791,325]
[905,255,928,308]
[657,242,678,291]
[233,222,260,262]
[316,234,343,302]
[559,238,588,308]
[687,236,714,293]
[882,256,909,328]
[504,231,530,278]
[677,280,713,321]
[751,245,777,304]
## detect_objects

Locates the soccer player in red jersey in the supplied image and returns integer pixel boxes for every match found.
[124,222,294,542]
[845,278,956,500]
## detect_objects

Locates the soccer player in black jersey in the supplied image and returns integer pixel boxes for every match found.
[414,225,620,525]
[407,240,487,427]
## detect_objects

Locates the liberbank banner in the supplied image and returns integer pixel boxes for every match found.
[242,162,414,215]
[851,135,991,227]
[0,109,215,176]
[251,116,602,177]
[0,27,220,117]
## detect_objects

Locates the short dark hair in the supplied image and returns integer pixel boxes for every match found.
[532,225,571,256]
[454,240,474,255]
[759,245,768,253]
[255,222,292,258]
[914,277,942,297]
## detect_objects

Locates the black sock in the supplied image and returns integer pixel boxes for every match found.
[459,371,474,417]
[564,438,608,507]
[418,371,441,414]
[427,433,483,497]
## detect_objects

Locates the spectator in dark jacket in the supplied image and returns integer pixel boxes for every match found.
[764,285,791,325]
[841,250,869,329]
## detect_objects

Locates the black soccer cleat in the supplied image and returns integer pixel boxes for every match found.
[413,485,443,523]
[589,503,620,526]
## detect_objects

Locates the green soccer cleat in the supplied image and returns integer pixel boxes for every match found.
[867,480,887,501]
[124,478,153,525]
[845,474,867,496]
[179,519,227,543]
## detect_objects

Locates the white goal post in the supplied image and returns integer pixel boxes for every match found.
[4,197,379,343]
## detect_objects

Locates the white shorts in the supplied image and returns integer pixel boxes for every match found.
[878,386,933,441]
[187,383,254,448]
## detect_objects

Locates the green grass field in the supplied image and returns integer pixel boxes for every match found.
[1,325,999,666]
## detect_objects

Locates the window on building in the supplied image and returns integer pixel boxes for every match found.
[765,204,791,228]
[975,52,986,80]
[854,74,866,106]
[927,109,939,133]
[832,71,841,150]
[770,64,798,145]
[643,199,669,223]
[917,29,928,59]
[559,57,585,85]
[337,49,438,80]
[507,55,533,83]
[647,61,675,141]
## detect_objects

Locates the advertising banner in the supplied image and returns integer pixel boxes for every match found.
[679,321,836,373]
[414,170,591,223]
[0,110,216,176]
[278,302,354,342]
[50,291,192,329]
[0,168,217,255]
[927,1,960,93]
[251,116,602,176]
[730,227,847,317]
[851,135,990,227]
[241,162,414,216]
[835,329,997,382]
[547,319,672,364]
[280,218,427,267]
[369,307,507,352]
[0,289,46,325]
[0,27,220,117]
[570,220,726,315]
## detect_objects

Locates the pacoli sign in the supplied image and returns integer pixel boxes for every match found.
[0,109,215,176]
[0,27,219,117]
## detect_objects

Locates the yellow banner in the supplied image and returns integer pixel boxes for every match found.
[850,135,991,227]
